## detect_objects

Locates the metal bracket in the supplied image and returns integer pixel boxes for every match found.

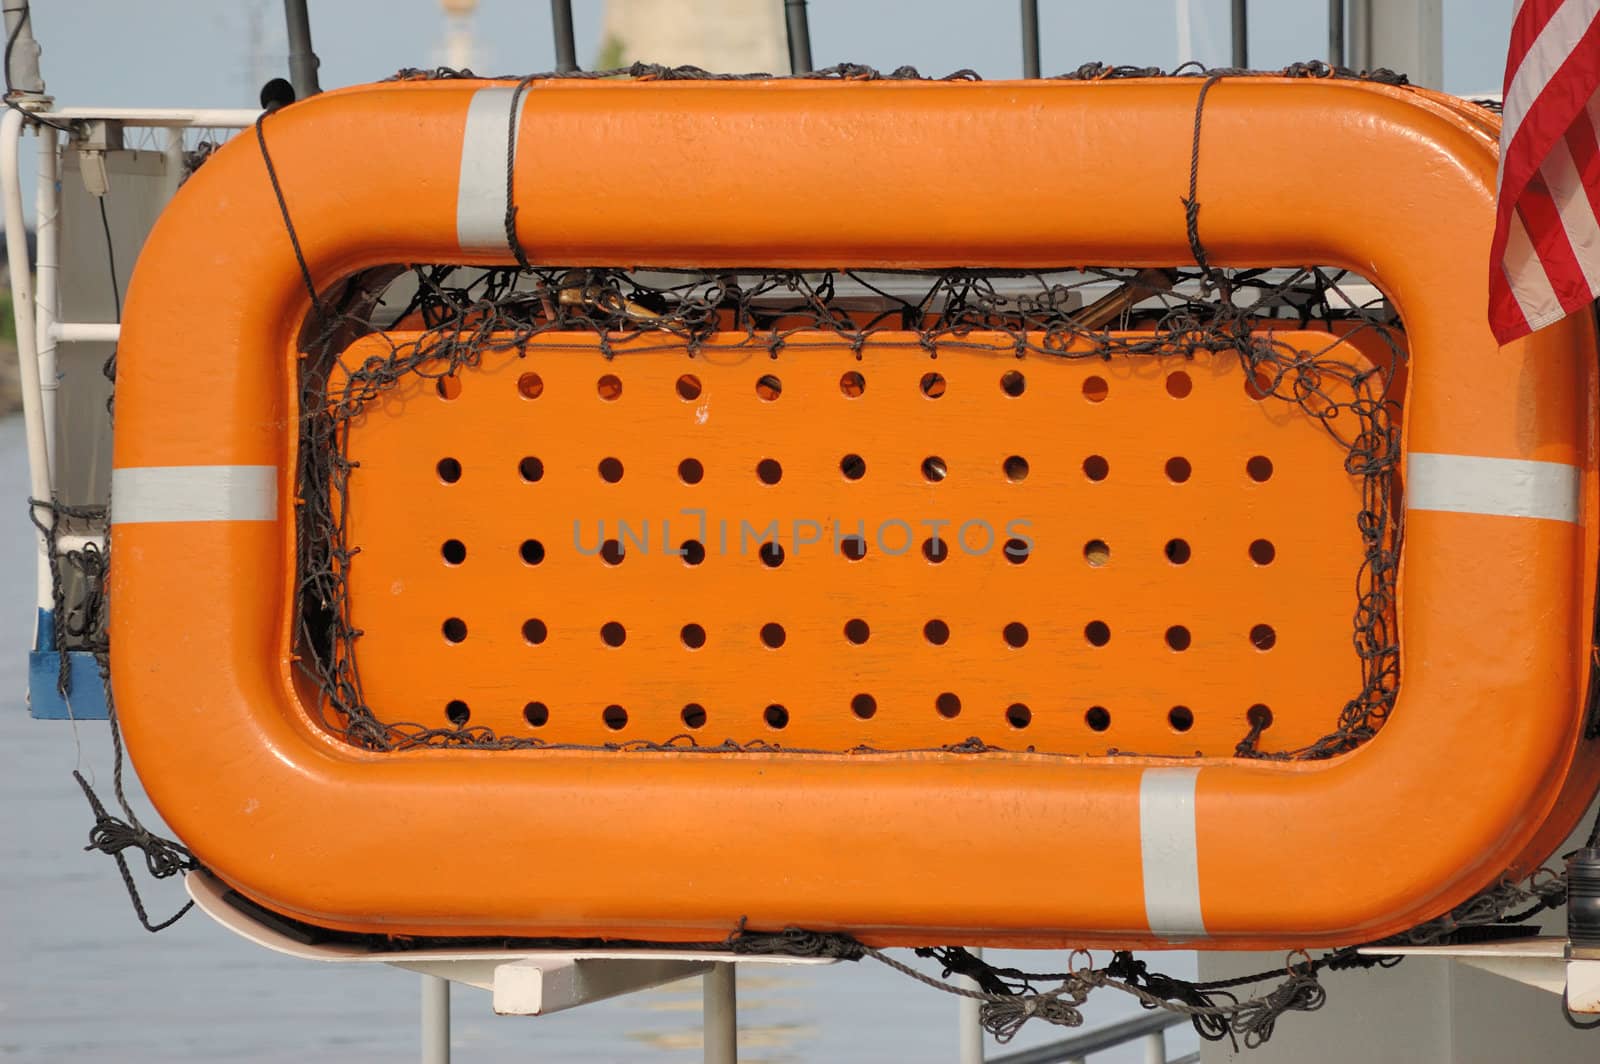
[1358,937,1600,1015]
[186,871,836,1061]
[69,119,122,197]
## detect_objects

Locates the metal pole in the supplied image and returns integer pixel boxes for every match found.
[421,974,450,1064]
[1348,0,1370,72]
[704,963,737,1064]
[1020,0,1040,79]
[1,1,45,94]
[282,0,321,99]
[2,107,56,611]
[33,123,58,476]
[1328,0,1346,67]
[784,0,813,75]
[958,946,985,1064]
[1142,1028,1168,1064]
[550,0,577,73]
[1230,0,1248,68]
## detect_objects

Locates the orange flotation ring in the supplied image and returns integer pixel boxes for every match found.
[110,74,1600,949]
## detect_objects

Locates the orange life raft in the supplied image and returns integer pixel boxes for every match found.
[111,75,1600,949]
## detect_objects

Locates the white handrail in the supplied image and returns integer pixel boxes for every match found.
[39,107,261,128]
[2,107,58,611]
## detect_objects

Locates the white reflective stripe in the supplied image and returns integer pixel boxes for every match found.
[1139,767,1206,940]
[111,465,277,524]
[1407,453,1580,524]
[457,86,525,251]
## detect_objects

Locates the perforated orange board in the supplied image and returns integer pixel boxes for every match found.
[340,330,1371,756]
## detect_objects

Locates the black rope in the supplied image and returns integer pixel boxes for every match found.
[503,75,536,270]
[253,111,323,311]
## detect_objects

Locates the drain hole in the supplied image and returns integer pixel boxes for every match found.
[1165,625,1192,651]
[1247,703,1274,730]
[517,372,544,399]
[1249,538,1276,565]
[676,374,702,400]
[1003,538,1030,564]
[851,693,877,720]
[840,453,867,480]
[920,372,947,398]
[681,623,707,649]
[759,541,785,568]
[437,457,462,483]
[1168,705,1194,732]
[1084,539,1111,566]
[522,618,548,644]
[681,540,707,565]
[602,704,628,730]
[1166,371,1193,399]
[681,703,707,729]
[600,621,627,647]
[1165,538,1191,564]
[841,535,867,560]
[597,374,622,401]
[1003,622,1029,648]
[436,376,461,401]
[1084,620,1111,646]
[1082,376,1109,403]
[760,622,786,648]
[1004,455,1029,482]
[844,618,871,644]
[936,692,962,719]
[520,539,545,565]
[518,456,544,482]
[1001,370,1026,397]
[924,619,950,645]
[840,370,866,397]
[1083,455,1109,481]
[764,703,790,729]
[1250,623,1277,650]
[678,458,704,484]
[1085,705,1111,732]
[1245,368,1274,400]
[1247,455,1274,482]
[756,374,783,401]
[441,539,467,565]
[1006,703,1032,728]
[599,539,625,565]
[442,617,467,643]
[445,699,470,725]
[524,701,549,727]
[1165,456,1192,483]
[922,537,949,564]
[757,458,783,484]
[599,457,624,483]
[921,455,948,482]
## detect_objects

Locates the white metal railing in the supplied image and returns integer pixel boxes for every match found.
[0,104,258,618]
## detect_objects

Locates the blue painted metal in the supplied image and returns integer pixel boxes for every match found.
[28,608,108,720]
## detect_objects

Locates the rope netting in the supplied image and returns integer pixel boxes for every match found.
[25,61,1591,1048]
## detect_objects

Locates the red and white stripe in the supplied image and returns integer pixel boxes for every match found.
[1490,0,1600,343]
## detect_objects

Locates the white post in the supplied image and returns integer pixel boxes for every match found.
[161,126,185,203]
[421,973,450,1064]
[1144,1027,1168,1063]
[33,124,59,476]
[703,963,737,1064]
[958,946,985,1064]
[1,107,58,611]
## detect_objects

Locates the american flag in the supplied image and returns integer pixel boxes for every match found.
[1490,0,1600,344]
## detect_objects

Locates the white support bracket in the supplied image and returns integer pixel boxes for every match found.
[1358,937,1600,1015]
[186,872,835,1062]
[488,955,712,1016]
